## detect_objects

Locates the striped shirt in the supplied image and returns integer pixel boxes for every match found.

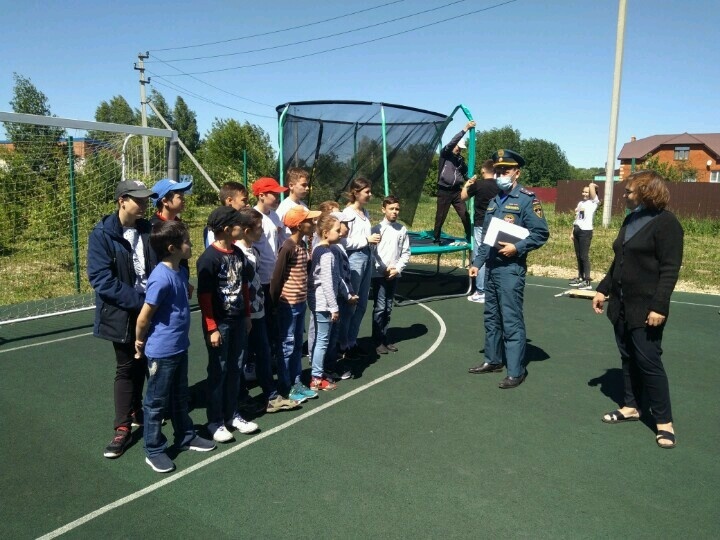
[270,237,309,305]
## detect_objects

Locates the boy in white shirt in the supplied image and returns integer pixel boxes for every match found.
[569,182,600,290]
[370,195,410,355]
[276,167,310,239]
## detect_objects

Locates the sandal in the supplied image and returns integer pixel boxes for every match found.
[656,430,676,449]
[601,409,640,424]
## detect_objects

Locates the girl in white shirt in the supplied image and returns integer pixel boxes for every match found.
[341,178,381,358]
[569,182,600,289]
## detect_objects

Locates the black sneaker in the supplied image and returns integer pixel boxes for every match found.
[568,277,583,287]
[145,452,175,473]
[104,427,131,458]
[130,410,144,428]
[376,344,389,355]
[578,280,593,290]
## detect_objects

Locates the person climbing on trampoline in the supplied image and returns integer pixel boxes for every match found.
[433,120,475,244]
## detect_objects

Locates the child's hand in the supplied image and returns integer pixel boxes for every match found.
[134,339,145,359]
[187,283,195,300]
[367,233,381,245]
[209,330,222,348]
[386,267,399,279]
[331,311,339,322]
[348,294,359,305]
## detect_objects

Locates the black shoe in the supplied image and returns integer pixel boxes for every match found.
[130,409,144,428]
[385,343,398,352]
[376,344,389,355]
[498,373,527,389]
[104,427,131,458]
[468,362,503,374]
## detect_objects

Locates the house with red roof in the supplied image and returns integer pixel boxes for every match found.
[618,133,720,183]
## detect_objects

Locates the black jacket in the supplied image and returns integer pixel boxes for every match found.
[437,129,468,191]
[596,209,683,328]
[87,212,157,343]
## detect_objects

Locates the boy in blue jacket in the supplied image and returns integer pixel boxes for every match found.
[87,180,158,459]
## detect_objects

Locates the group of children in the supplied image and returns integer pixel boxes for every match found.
[88,168,410,473]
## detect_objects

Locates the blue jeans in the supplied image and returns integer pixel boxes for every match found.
[472,225,486,293]
[143,352,195,458]
[347,247,372,347]
[249,315,278,401]
[336,298,354,352]
[276,301,306,391]
[205,319,247,433]
[311,311,337,378]
[371,277,398,345]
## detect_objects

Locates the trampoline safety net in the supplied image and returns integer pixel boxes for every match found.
[276,101,451,226]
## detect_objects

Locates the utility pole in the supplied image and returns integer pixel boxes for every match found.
[602,0,627,227]
[134,52,151,176]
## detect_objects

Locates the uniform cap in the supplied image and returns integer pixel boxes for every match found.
[492,149,525,168]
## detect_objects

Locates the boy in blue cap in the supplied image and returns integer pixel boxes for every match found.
[468,149,549,389]
[150,178,193,225]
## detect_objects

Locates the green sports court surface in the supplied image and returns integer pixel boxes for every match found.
[1,272,719,539]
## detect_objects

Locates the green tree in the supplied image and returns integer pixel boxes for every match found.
[173,96,200,154]
[642,154,698,183]
[568,165,604,180]
[473,125,522,165]
[94,95,139,126]
[519,138,571,187]
[147,89,173,129]
[197,118,276,203]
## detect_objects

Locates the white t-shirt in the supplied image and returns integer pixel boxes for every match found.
[122,227,147,293]
[341,206,372,251]
[253,205,284,285]
[276,197,307,239]
[573,196,600,231]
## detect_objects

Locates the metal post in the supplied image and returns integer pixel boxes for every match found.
[166,131,179,181]
[277,104,289,193]
[602,0,627,227]
[380,104,390,197]
[121,134,134,181]
[243,149,247,188]
[135,52,151,176]
[68,136,81,293]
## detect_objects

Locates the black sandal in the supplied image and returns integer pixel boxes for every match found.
[656,430,676,449]
[601,409,641,424]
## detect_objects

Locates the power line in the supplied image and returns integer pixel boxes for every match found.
[153,0,468,63]
[150,0,406,52]
[156,0,517,77]
[150,54,275,108]
[147,77,276,119]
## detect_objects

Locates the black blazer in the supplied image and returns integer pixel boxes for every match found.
[596,209,683,329]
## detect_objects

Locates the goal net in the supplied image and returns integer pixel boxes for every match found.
[0,112,174,325]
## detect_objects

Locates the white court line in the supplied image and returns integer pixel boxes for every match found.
[37,302,446,540]
[0,332,93,355]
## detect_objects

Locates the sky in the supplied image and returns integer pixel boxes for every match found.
[1,0,718,169]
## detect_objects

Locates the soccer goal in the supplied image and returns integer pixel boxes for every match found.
[0,112,176,325]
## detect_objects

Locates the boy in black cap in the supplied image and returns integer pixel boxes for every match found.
[196,207,259,443]
[87,179,158,458]
[468,150,549,389]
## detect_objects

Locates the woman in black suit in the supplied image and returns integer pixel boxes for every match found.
[592,171,683,449]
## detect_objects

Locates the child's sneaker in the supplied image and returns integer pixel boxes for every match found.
[578,280,593,290]
[310,377,337,391]
[569,277,583,287]
[181,435,216,452]
[103,426,131,459]
[212,425,234,443]
[288,387,309,403]
[130,409,144,427]
[467,291,485,303]
[145,452,175,473]
[231,416,259,434]
[266,395,301,413]
[292,383,318,400]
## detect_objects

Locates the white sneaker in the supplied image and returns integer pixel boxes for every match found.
[468,292,485,303]
[212,425,234,443]
[231,416,259,435]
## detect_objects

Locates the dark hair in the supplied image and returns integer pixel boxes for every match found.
[219,182,247,204]
[150,220,188,259]
[155,190,182,210]
[382,194,400,207]
[481,159,495,175]
[315,213,339,237]
[346,177,371,203]
[287,167,309,186]
[238,206,263,229]
[626,170,670,210]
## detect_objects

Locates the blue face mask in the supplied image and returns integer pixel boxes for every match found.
[496,175,514,191]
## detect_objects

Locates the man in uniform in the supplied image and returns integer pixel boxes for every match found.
[467,149,549,389]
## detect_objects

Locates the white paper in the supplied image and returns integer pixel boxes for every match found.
[483,216,529,248]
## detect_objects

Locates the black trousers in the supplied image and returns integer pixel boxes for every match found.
[434,188,471,241]
[112,340,147,430]
[572,226,593,280]
[613,315,672,423]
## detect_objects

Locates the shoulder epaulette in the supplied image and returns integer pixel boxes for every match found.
[519,187,535,197]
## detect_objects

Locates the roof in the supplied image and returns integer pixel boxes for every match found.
[618,133,720,160]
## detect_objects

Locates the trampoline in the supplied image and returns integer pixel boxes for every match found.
[276,100,477,303]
